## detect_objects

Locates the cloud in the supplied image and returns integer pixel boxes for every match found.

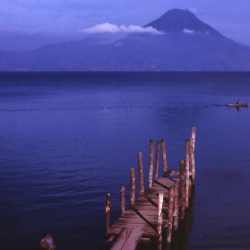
[183,29,195,34]
[80,23,120,34]
[80,23,163,34]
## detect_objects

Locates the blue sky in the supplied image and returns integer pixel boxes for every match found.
[0,0,250,51]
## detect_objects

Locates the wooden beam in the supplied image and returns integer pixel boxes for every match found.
[191,125,196,152]
[166,186,174,243]
[105,193,111,235]
[161,139,168,172]
[110,227,144,250]
[130,168,136,207]
[190,138,195,184]
[158,193,164,250]
[149,139,154,188]
[173,182,179,230]
[110,228,133,250]
[155,141,160,179]
[185,139,190,208]
[138,153,144,195]
[179,160,185,220]
[122,228,144,249]
[120,186,125,217]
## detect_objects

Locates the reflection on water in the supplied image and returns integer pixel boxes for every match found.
[1,72,250,250]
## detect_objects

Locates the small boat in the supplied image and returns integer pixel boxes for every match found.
[228,103,248,107]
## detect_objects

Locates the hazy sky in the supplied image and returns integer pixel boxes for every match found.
[1,0,250,51]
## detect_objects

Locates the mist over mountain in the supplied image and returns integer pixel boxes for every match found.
[1,9,250,71]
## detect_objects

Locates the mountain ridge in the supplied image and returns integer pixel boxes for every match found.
[1,9,250,71]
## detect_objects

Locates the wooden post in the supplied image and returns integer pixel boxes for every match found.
[158,193,164,250]
[190,138,195,184]
[179,160,185,220]
[105,193,111,235]
[148,139,154,187]
[188,185,195,232]
[149,139,154,188]
[185,139,190,208]
[173,182,179,230]
[155,141,160,179]
[161,139,168,172]
[191,125,196,151]
[167,187,174,243]
[138,153,144,195]
[130,168,136,207]
[120,186,125,217]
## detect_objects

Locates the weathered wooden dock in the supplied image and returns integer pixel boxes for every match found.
[105,126,196,250]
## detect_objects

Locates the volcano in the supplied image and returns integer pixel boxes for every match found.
[145,9,221,35]
[1,9,250,71]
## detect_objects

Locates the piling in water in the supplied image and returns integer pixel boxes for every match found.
[149,139,154,188]
[120,186,125,217]
[155,141,160,179]
[105,193,111,235]
[190,138,195,184]
[173,182,179,230]
[179,160,186,220]
[158,193,164,250]
[130,168,135,207]
[161,139,168,172]
[138,153,144,196]
[166,186,174,243]
[185,139,190,208]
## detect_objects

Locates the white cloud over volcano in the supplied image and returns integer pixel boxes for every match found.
[183,29,195,34]
[80,23,163,34]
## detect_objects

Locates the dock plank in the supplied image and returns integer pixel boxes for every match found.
[121,228,145,249]
[110,228,133,250]
[108,177,181,240]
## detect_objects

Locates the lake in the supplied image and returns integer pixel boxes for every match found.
[1,72,250,250]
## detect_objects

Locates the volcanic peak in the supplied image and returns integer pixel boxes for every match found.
[145,9,221,36]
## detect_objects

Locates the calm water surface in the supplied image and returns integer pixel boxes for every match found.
[1,72,250,250]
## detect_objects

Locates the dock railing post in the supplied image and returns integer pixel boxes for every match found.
[173,182,179,230]
[179,160,186,220]
[105,193,111,235]
[155,141,160,179]
[190,125,196,185]
[167,186,174,243]
[138,153,144,196]
[120,186,125,217]
[190,138,195,184]
[130,168,136,207]
[161,139,168,172]
[158,193,164,250]
[149,139,154,188]
[185,139,190,208]
[191,125,196,152]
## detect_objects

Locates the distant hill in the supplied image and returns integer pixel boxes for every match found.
[1,9,250,71]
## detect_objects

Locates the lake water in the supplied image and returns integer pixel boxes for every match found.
[1,72,250,250]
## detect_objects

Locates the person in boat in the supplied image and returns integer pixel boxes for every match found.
[39,232,55,250]
[236,100,241,104]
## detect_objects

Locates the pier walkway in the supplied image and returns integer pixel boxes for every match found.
[105,126,196,250]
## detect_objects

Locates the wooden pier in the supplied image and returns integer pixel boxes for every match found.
[105,126,196,250]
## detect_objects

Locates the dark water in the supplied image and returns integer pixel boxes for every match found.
[1,72,250,250]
